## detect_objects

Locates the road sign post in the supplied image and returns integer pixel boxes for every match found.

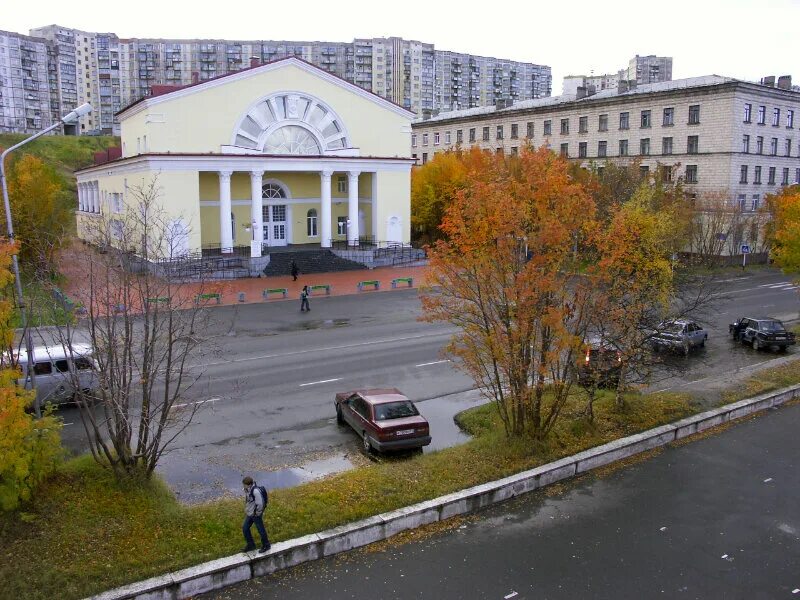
[740,244,750,269]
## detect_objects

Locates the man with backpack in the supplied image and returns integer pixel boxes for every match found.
[241,476,271,554]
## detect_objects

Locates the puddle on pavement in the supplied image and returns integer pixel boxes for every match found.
[158,451,354,504]
[276,318,351,332]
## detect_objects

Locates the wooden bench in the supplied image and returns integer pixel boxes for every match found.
[357,280,380,291]
[309,284,332,296]
[146,297,170,305]
[391,277,413,289]
[262,288,288,299]
[195,292,222,305]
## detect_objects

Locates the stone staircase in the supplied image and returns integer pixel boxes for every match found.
[262,250,368,277]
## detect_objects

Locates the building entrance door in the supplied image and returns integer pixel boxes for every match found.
[263,205,287,246]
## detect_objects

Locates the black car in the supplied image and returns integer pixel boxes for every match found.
[729,317,796,351]
[577,336,621,387]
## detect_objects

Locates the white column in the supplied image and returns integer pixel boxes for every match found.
[78,183,84,211]
[219,170,233,253]
[347,170,360,246]
[250,170,263,258]
[92,182,99,213]
[320,169,333,248]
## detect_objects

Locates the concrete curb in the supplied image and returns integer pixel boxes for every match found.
[88,383,800,600]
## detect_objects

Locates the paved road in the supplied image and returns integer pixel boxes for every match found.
[55,269,798,500]
[204,401,800,600]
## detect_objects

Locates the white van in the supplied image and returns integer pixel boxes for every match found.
[15,343,97,406]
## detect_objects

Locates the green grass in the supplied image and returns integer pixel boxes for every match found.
[0,133,119,192]
[720,357,800,404]
[0,389,694,600]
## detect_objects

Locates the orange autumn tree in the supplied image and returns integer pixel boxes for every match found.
[0,240,62,511]
[421,147,596,439]
[768,185,800,276]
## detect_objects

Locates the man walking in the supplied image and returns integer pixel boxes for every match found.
[300,285,310,312]
[290,260,299,281]
[241,476,270,554]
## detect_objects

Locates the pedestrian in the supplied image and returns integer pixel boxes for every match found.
[290,260,299,281]
[241,476,270,553]
[300,285,310,312]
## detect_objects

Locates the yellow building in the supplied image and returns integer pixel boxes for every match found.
[75,57,414,258]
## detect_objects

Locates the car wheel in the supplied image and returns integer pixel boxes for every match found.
[752,338,760,351]
[362,432,373,454]
[336,405,343,425]
[700,338,706,348]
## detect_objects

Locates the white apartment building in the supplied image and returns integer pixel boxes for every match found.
[411,75,800,213]
[563,54,672,96]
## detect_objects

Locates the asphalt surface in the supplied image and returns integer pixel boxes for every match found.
[204,400,800,600]
[53,269,799,501]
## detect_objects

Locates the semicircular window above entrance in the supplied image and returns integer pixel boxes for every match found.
[263,125,321,155]
[262,182,287,199]
[233,92,350,154]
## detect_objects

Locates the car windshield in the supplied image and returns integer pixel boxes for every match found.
[662,323,684,334]
[760,321,785,332]
[374,401,419,421]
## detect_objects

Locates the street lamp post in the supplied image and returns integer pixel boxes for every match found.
[0,102,92,418]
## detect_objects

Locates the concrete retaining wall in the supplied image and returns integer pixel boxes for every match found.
[89,383,800,600]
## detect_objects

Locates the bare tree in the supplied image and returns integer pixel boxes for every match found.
[54,177,217,480]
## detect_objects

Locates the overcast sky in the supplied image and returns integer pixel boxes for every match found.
[5,0,799,92]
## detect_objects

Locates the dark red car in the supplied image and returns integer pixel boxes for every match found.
[334,388,431,454]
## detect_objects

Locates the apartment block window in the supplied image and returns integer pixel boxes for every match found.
[457,129,463,144]
[620,112,630,130]
[663,107,674,126]
[442,131,449,144]
[560,143,569,157]
[752,194,760,210]
[744,103,752,123]
[510,123,518,139]
[768,166,776,185]
[788,109,795,128]
[772,108,780,126]
[544,120,552,135]
[742,134,750,153]
[422,152,428,164]
[660,165,673,182]
[411,134,417,148]
[560,118,569,135]
[469,128,476,142]
[785,138,791,157]
[496,125,504,140]
[510,147,518,156]
[599,114,608,132]
[757,105,766,124]
[598,140,607,158]
[640,165,650,177]
[688,104,700,125]
[619,139,629,156]
[578,142,587,158]
[640,110,651,128]
[737,193,747,211]
[579,116,588,133]
[482,126,490,141]
[640,138,651,156]
[782,167,790,185]
[756,136,763,154]
[434,132,440,145]
[754,166,762,184]
[740,165,748,184]
[662,137,673,155]
[795,168,800,184]
[687,135,699,154]
[526,122,534,138]
[422,133,429,145]
[770,137,778,155]
[496,148,503,155]
[685,164,698,184]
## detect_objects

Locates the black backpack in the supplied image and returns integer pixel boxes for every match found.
[254,485,269,510]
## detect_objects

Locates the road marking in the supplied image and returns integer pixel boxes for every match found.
[63,422,74,426]
[173,397,220,409]
[712,284,799,297]
[504,593,518,600]
[196,331,455,369]
[416,359,451,367]
[299,378,341,387]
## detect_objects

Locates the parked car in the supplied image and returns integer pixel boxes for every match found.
[651,320,707,355]
[576,336,621,388]
[334,388,431,454]
[14,343,97,406]
[729,317,796,351]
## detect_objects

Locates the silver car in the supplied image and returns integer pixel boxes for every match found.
[15,343,97,405]
[651,320,707,355]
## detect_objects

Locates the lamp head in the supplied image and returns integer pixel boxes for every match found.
[62,103,93,124]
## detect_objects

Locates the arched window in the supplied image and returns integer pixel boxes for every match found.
[307,208,318,237]
[262,183,287,199]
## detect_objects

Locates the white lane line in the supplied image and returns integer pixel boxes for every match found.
[416,359,451,367]
[712,284,799,297]
[767,283,794,288]
[196,331,455,369]
[63,422,74,426]
[173,397,220,409]
[299,378,341,387]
